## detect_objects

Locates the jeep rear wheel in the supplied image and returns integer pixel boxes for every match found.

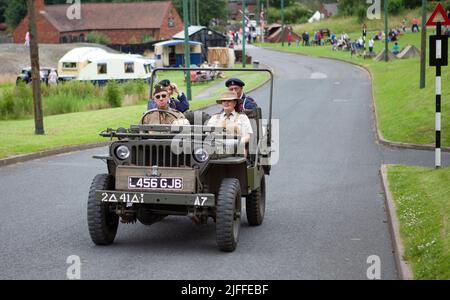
[246,176,266,226]
[216,178,241,252]
[87,174,119,245]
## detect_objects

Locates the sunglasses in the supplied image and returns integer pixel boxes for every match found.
[155,94,168,100]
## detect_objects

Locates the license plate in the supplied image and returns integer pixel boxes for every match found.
[128,176,183,190]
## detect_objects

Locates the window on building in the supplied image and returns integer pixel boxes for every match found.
[63,62,77,69]
[97,63,107,75]
[124,62,134,74]
[168,18,174,28]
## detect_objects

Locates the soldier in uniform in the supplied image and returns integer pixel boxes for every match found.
[207,91,253,148]
[142,84,189,125]
[148,79,190,113]
[225,78,258,112]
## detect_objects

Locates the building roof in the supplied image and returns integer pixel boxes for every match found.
[322,3,338,15]
[172,26,207,39]
[42,1,174,32]
[172,26,227,40]
[154,39,203,47]
[59,47,154,64]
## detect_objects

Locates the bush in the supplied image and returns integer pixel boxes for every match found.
[104,81,123,108]
[389,0,404,15]
[0,81,33,120]
[87,31,112,45]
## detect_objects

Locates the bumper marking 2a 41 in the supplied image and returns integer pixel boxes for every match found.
[96,190,215,207]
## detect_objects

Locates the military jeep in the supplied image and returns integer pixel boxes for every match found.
[88,68,274,252]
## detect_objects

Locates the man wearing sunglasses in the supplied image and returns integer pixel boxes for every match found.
[142,84,189,125]
[147,79,190,113]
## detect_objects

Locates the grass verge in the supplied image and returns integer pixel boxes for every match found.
[387,165,450,279]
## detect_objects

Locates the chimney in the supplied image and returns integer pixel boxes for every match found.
[35,0,45,13]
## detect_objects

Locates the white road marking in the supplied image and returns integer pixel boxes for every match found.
[333,99,350,103]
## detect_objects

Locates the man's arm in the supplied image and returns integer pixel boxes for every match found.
[175,93,190,113]
[243,95,258,109]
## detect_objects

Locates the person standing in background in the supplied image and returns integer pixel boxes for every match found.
[24,32,30,47]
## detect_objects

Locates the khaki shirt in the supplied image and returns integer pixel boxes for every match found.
[207,111,253,137]
[142,109,190,126]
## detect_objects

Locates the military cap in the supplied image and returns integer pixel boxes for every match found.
[153,84,166,95]
[225,78,245,88]
[159,79,171,87]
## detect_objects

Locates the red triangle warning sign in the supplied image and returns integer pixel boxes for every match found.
[426,2,450,26]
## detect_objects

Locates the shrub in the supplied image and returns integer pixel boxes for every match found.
[104,81,123,108]
[389,0,404,15]
[87,31,112,45]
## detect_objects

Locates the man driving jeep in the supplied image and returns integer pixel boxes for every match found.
[142,84,189,125]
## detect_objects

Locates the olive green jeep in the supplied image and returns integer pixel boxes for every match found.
[87,68,274,252]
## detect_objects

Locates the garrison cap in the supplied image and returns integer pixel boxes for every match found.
[153,84,166,95]
[225,78,245,88]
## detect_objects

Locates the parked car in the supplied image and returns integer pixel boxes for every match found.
[16,67,57,85]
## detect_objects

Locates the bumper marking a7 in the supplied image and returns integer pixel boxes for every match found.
[96,191,215,207]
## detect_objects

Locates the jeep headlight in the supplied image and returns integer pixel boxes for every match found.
[194,148,209,163]
[116,145,130,160]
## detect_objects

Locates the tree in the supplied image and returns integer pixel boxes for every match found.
[172,0,227,27]
[0,0,8,23]
[4,0,27,29]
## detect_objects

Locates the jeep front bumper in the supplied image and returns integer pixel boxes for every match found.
[96,190,215,207]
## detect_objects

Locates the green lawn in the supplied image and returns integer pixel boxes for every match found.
[387,165,450,279]
[0,70,269,159]
[260,31,450,147]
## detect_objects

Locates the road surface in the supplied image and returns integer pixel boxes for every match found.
[1,47,449,280]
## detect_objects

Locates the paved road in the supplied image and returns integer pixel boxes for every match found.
[1,47,449,280]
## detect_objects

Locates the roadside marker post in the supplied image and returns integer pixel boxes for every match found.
[426,3,450,168]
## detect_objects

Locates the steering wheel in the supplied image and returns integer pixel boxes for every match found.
[141,109,182,124]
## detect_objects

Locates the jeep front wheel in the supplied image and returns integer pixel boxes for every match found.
[216,178,241,252]
[87,174,119,245]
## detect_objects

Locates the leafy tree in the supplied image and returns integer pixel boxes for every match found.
[4,0,26,29]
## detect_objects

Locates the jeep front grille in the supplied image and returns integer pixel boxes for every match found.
[130,145,192,167]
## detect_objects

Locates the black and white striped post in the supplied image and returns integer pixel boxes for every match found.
[430,21,448,168]
[427,3,449,168]
[436,22,442,168]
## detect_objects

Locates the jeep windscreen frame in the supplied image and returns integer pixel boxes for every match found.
[149,67,274,147]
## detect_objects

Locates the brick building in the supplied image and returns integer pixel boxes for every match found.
[14,0,183,44]
[228,0,258,21]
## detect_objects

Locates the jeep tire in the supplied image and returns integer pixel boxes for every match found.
[216,178,242,252]
[87,174,119,245]
[245,176,266,226]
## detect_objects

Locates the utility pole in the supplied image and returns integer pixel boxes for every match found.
[281,0,285,47]
[257,0,261,41]
[196,0,200,25]
[384,0,389,62]
[420,0,427,89]
[27,0,44,135]
[183,0,192,101]
[190,0,195,27]
[242,0,246,68]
